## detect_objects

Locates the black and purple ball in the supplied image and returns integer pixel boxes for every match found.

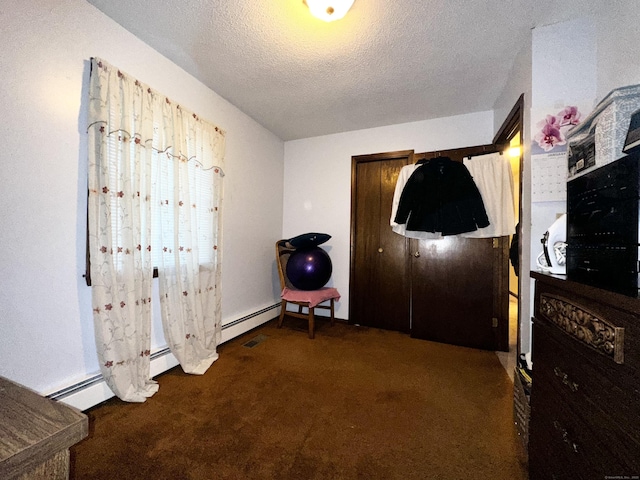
[286,247,332,291]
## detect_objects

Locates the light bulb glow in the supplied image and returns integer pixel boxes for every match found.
[508,146,521,158]
[305,0,355,22]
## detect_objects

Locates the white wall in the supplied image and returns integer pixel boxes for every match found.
[596,1,640,101]
[528,17,598,354]
[492,40,533,353]
[493,41,531,137]
[526,6,640,353]
[0,0,284,399]
[282,112,494,318]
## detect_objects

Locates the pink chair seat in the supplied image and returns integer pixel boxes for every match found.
[281,287,341,308]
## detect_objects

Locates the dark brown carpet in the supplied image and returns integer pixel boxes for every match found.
[71,318,528,480]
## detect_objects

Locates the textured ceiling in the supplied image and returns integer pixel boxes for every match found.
[86,0,603,141]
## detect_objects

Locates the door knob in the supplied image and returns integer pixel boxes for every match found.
[414,251,420,258]
[378,247,384,253]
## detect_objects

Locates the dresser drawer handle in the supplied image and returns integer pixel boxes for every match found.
[539,294,625,364]
[553,420,579,453]
[553,366,579,392]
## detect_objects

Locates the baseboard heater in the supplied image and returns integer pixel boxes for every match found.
[45,347,180,401]
[47,303,280,409]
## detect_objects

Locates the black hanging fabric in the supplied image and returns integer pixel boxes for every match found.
[393,156,490,236]
[509,223,520,276]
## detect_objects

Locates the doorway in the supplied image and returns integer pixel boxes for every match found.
[493,95,524,377]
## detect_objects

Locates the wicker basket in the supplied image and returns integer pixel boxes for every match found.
[513,369,531,450]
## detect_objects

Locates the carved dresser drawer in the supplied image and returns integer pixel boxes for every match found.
[529,374,627,479]
[529,272,640,480]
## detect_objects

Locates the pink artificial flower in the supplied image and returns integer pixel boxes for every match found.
[535,121,566,151]
[536,115,562,130]
[557,106,581,126]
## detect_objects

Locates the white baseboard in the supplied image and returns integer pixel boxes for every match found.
[52,303,279,411]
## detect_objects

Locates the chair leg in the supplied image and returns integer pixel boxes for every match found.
[308,307,315,339]
[278,300,287,328]
[330,298,335,327]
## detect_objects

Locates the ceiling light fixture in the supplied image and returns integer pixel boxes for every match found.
[304,0,354,22]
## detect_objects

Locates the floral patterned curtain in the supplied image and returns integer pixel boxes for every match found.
[155,89,225,375]
[87,57,225,401]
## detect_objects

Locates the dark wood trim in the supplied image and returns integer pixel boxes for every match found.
[351,150,416,164]
[493,94,524,146]
[414,143,501,163]
[84,190,159,287]
[495,234,511,352]
[493,93,524,353]
[85,195,91,286]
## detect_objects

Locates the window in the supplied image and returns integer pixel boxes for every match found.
[86,58,226,400]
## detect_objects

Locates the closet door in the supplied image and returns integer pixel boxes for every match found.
[349,151,411,332]
[410,236,500,350]
[409,149,508,351]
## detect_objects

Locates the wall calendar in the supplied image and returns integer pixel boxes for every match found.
[531,151,567,202]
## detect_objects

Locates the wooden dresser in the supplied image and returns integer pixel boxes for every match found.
[529,272,640,479]
[0,376,88,479]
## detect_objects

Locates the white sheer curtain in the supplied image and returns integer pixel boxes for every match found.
[87,57,225,401]
[155,93,225,374]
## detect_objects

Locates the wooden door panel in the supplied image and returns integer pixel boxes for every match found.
[350,154,411,332]
[376,160,410,332]
[352,161,382,325]
[410,233,498,350]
